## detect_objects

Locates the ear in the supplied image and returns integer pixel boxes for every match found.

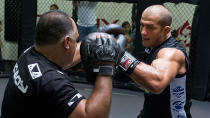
[63,35,71,50]
[164,26,171,34]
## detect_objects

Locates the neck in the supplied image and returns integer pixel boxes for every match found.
[166,33,171,40]
[35,44,63,68]
[151,33,171,50]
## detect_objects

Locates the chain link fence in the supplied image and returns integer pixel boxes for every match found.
[0,0,19,77]
[37,1,134,28]
[164,2,197,55]
[0,0,197,90]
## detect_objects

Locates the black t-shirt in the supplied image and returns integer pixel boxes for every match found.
[1,47,85,118]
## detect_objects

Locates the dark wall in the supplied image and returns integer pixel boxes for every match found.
[18,0,37,56]
[5,0,37,57]
[5,0,20,42]
[189,1,210,100]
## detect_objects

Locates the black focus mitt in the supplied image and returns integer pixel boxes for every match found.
[80,32,121,84]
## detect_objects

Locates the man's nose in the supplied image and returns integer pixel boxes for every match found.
[141,27,147,36]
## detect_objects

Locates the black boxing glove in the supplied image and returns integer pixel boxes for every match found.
[99,24,127,52]
[98,24,125,36]
[119,51,140,75]
[115,34,127,52]
[80,32,121,84]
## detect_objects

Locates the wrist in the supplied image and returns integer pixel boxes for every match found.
[93,64,115,76]
[119,51,140,74]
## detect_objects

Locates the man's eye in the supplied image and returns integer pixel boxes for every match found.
[140,23,144,27]
[147,26,153,29]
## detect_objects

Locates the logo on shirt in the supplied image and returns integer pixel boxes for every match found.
[28,63,42,79]
[172,86,184,98]
[57,70,64,75]
[13,63,28,93]
[68,93,83,107]
[172,101,185,112]
[24,46,32,53]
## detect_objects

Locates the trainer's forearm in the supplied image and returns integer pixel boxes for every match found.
[85,76,112,118]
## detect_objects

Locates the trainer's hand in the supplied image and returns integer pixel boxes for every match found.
[80,32,121,84]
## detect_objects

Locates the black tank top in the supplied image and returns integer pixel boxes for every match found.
[141,37,192,118]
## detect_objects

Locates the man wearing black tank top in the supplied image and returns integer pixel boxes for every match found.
[118,5,192,118]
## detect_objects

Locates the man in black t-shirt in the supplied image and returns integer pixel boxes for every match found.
[1,10,120,118]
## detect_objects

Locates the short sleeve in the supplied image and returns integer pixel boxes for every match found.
[40,71,85,117]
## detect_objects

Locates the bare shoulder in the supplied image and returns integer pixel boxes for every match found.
[157,48,185,63]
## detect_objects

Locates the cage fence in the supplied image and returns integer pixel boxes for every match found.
[1,0,197,91]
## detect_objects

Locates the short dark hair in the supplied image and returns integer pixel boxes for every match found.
[159,12,172,27]
[35,10,74,46]
[158,6,172,27]
[50,4,59,10]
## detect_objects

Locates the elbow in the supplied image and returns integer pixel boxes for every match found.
[148,79,165,94]
[149,85,164,94]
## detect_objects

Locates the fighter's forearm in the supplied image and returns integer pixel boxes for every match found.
[130,62,163,94]
[119,51,168,94]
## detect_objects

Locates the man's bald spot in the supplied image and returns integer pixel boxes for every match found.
[143,5,172,27]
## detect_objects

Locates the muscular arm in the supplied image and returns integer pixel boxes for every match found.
[69,75,112,118]
[130,48,186,94]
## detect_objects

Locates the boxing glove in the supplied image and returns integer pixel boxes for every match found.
[119,51,140,75]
